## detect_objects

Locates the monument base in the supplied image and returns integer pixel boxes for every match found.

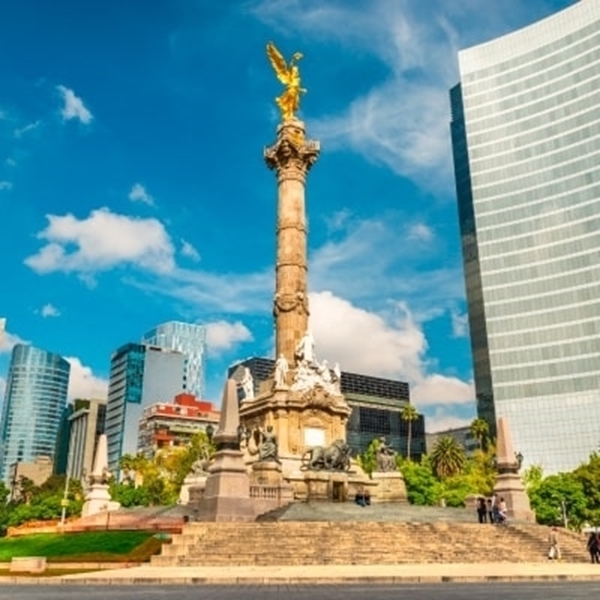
[180,475,207,505]
[494,473,535,522]
[198,449,254,522]
[370,471,408,503]
[81,484,121,518]
[283,471,357,502]
[249,461,294,515]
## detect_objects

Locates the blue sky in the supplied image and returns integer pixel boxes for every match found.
[0,0,574,432]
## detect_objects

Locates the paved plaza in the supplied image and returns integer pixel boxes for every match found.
[2,582,600,600]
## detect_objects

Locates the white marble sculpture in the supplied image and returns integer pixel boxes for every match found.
[295,330,315,365]
[240,367,254,400]
[274,353,289,388]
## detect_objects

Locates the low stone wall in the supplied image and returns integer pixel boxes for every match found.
[9,557,47,573]
[0,561,141,572]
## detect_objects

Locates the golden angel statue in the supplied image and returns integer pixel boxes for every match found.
[266,41,306,121]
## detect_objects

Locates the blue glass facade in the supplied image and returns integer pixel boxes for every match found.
[105,343,185,471]
[451,1,600,473]
[0,344,70,483]
[142,321,206,398]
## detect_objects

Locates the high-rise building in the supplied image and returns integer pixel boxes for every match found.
[137,393,219,458]
[105,343,186,471]
[0,344,70,483]
[229,357,426,459]
[450,1,600,473]
[67,398,107,481]
[141,321,207,399]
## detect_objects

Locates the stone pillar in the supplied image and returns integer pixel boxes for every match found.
[265,119,320,366]
[493,416,535,522]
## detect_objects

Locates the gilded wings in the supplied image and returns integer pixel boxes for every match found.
[266,41,306,121]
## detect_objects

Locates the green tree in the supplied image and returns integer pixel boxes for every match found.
[528,472,587,528]
[357,438,380,477]
[522,464,544,493]
[401,404,419,461]
[469,418,489,451]
[461,443,496,497]
[430,436,466,479]
[398,456,443,505]
[573,452,600,525]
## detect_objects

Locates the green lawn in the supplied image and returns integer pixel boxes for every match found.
[0,531,164,562]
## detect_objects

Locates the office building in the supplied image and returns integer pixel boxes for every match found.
[67,398,107,481]
[105,343,185,471]
[426,426,479,459]
[229,357,426,459]
[0,344,70,483]
[137,393,219,458]
[142,321,207,399]
[450,0,600,472]
[8,456,54,501]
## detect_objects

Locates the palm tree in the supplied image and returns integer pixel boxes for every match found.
[470,418,489,451]
[430,436,466,479]
[401,404,419,461]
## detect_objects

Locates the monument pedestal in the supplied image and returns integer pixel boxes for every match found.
[200,449,255,522]
[81,484,120,518]
[290,471,349,502]
[494,473,535,522]
[371,471,408,503]
[493,416,535,522]
[197,380,255,522]
[250,461,294,514]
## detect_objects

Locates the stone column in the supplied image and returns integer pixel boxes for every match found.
[265,119,320,366]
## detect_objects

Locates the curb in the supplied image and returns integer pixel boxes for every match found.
[2,573,600,585]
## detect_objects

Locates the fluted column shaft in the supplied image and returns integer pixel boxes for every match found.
[264,119,319,366]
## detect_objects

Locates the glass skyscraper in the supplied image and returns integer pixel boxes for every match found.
[142,321,206,399]
[450,0,600,473]
[105,342,186,471]
[0,344,70,483]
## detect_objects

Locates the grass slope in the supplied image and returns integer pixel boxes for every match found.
[0,531,162,562]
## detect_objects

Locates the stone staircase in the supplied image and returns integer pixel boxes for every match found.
[151,521,588,566]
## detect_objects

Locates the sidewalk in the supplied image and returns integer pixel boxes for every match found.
[2,562,600,585]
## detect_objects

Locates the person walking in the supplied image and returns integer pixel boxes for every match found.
[548,526,561,560]
[477,497,487,523]
[586,531,599,563]
[487,498,494,524]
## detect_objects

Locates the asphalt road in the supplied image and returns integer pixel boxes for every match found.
[1,583,599,600]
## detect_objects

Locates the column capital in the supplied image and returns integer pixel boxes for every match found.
[264,119,320,180]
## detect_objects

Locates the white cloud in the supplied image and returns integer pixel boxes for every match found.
[57,85,93,124]
[66,357,108,400]
[424,406,474,433]
[451,309,469,338]
[14,120,41,138]
[310,290,425,381]
[309,290,474,408]
[128,183,154,206]
[407,223,434,242]
[181,239,201,262]
[0,325,28,354]
[25,207,176,277]
[310,216,463,313]
[129,268,273,314]
[40,303,61,318]
[0,181,12,191]
[411,373,474,407]
[205,320,253,355]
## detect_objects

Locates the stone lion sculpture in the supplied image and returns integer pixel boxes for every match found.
[301,439,352,471]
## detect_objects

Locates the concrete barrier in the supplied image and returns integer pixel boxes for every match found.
[10,557,47,574]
